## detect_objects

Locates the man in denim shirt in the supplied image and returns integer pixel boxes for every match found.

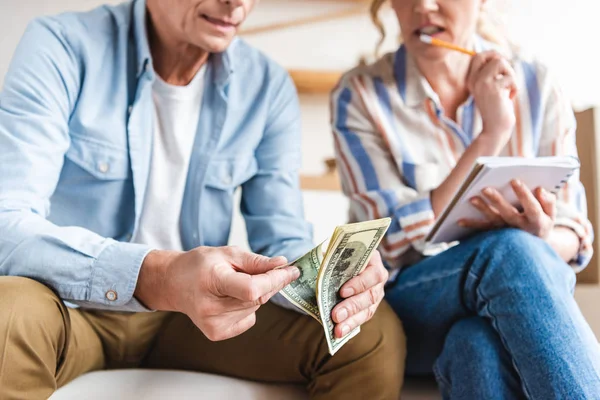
[0,0,404,398]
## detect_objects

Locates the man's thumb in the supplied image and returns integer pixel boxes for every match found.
[236,252,288,275]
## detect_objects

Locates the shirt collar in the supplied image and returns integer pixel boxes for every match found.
[395,35,493,108]
[132,0,236,84]
[133,0,151,78]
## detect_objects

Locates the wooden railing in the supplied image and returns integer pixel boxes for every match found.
[240,0,372,94]
[575,108,600,285]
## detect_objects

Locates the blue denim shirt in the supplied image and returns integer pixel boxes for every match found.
[0,0,313,311]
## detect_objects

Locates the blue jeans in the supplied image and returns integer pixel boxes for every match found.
[385,228,600,399]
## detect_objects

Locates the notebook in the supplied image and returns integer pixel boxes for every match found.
[425,156,580,244]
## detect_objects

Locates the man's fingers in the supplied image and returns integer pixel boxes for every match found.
[215,310,258,341]
[339,251,387,298]
[206,286,287,315]
[217,265,300,302]
[334,304,378,339]
[194,305,259,341]
[227,246,288,275]
[333,283,384,323]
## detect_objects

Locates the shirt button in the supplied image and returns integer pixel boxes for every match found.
[105,290,118,302]
[222,175,232,185]
[128,105,133,115]
[98,162,109,174]
[125,233,132,241]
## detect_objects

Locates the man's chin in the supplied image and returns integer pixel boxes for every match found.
[197,36,236,53]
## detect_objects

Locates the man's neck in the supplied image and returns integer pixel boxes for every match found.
[147,13,209,86]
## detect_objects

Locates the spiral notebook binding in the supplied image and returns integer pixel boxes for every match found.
[552,168,577,194]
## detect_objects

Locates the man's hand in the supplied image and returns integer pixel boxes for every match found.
[331,250,388,339]
[459,179,556,239]
[135,246,299,341]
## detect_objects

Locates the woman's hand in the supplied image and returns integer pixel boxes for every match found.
[467,51,518,142]
[459,179,556,240]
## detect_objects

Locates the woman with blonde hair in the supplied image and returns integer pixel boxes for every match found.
[331,0,600,397]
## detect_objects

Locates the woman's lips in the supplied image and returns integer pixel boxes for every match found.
[414,25,445,37]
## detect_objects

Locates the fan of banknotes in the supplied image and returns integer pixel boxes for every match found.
[279,217,391,355]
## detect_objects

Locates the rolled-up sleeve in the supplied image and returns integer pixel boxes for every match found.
[0,18,151,311]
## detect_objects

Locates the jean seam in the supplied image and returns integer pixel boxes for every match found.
[432,360,452,396]
[468,269,533,400]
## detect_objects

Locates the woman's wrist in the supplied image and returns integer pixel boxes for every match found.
[473,131,511,156]
[546,226,580,263]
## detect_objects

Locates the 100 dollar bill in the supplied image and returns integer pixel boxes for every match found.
[279,218,391,355]
[279,242,326,321]
[316,219,390,355]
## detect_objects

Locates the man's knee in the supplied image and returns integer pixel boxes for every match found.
[0,276,68,342]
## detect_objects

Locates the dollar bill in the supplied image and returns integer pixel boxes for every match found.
[278,218,391,355]
[316,220,390,355]
[278,241,326,321]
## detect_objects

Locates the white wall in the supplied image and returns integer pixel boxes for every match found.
[2,0,600,174]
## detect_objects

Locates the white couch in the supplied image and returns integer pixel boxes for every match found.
[51,190,442,399]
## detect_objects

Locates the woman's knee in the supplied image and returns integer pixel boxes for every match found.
[470,228,574,286]
[475,228,546,258]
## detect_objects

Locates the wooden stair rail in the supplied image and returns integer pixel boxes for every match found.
[240,2,369,36]
[288,69,343,94]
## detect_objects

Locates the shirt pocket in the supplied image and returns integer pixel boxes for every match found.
[200,155,257,247]
[204,155,258,192]
[63,133,131,181]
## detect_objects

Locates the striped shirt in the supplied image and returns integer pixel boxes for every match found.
[331,39,593,275]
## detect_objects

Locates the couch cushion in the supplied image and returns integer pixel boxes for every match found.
[50,370,441,400]
[50,370,306,400]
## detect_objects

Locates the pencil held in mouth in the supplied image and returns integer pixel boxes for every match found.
[419,34,476,56]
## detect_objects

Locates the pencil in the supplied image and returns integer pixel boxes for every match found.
[419,34,476,56]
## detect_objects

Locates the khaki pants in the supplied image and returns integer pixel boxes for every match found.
[0,276,406,400]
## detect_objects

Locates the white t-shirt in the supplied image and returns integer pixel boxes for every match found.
[132,66,206,250]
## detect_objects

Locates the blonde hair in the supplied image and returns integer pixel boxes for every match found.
[370,0,510,57]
